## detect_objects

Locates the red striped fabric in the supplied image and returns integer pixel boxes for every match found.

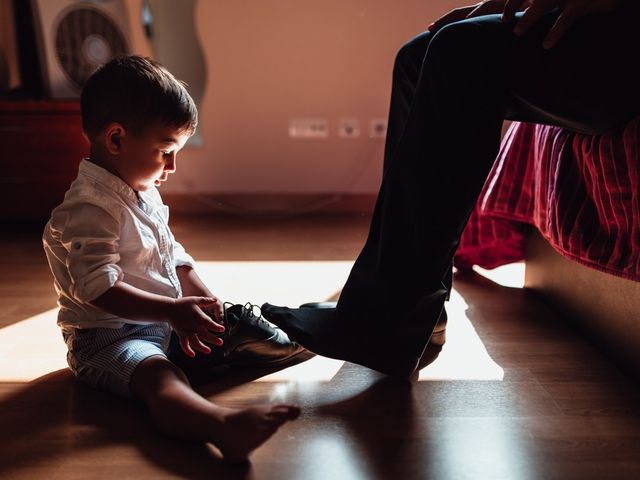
[455,118,640,281]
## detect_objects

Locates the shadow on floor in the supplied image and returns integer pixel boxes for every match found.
[0,369,255,479]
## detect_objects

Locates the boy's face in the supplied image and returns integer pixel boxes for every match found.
[115,124,191,192]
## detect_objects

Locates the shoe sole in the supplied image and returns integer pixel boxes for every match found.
[184,346,316,382]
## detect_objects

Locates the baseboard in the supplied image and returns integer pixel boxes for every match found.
[162,193,377,216]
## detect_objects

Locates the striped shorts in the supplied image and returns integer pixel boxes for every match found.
[63,322,172,398]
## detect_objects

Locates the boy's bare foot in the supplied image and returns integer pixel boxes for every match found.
[213,404,301,462]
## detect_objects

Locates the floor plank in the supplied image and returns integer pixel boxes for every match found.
[1,215,640,479]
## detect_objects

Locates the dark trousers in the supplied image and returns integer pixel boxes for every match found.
[336,7,640,355]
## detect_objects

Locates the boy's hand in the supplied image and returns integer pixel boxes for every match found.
[197,295,224,324]
[169,296,225,358]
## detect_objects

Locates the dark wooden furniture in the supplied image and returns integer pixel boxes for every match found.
[0,101,88,224]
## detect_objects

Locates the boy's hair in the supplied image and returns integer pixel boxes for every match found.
[81,55,198,140]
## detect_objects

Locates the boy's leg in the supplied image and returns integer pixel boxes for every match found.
[67,324,301,462]
[263,6,640,376]
[130,355,300,462]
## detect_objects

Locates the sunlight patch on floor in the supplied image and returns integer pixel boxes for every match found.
[197,261,504,382]
[0,308,67,381]
[258,356,345,382]
[473,262,525,288]
[0,261,353,383]
[1,261,506,383]
[292,435,370,480]
[194,260,353,306]
[197,261,352,382]
[418,289,504,381]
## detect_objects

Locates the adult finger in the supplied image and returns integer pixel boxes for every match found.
[513,0,555,35]
[428,5,478,31]
[467,0,507,19]
[502,0,528,23]
[542,5,581,48]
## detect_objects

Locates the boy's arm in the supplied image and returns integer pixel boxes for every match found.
[92,280,178,323]
[176,265,213,297]
[167,224,222,316]
[92,281,225,357]
[176,265,224,322]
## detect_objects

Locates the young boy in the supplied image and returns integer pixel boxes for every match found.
[42,55,307,462]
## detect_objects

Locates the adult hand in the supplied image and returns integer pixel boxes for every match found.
[169,296,225,357]
[504,0,623,48]
[428,0,622,49]
[428,0,508,32]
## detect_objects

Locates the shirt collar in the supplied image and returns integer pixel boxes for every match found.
[79,158,139,203]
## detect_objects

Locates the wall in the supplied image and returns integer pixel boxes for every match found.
[5,1,464,197]
[129,0,464,195]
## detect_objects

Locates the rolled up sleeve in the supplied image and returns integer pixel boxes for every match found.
[55,202,124,302]
[172,238,196,268]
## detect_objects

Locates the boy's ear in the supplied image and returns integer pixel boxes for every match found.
[104,123,126,155]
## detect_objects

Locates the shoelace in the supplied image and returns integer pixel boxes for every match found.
[222,302,269,330]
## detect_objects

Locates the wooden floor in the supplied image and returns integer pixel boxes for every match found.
[2,215,640,479]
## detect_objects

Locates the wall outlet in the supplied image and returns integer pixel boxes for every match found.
[369,118,387,138]
[289,118,329,138]
[338,118,361,138]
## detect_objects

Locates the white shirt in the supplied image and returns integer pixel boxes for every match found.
[43,159,195,332]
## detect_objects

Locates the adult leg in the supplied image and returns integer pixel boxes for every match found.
[263,6,640,376]
[130,356,300,462]
[383,32,431,174]
[298,31,450,371]
[384,32,455,301]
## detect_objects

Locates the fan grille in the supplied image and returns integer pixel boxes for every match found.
[55,7,129,89]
